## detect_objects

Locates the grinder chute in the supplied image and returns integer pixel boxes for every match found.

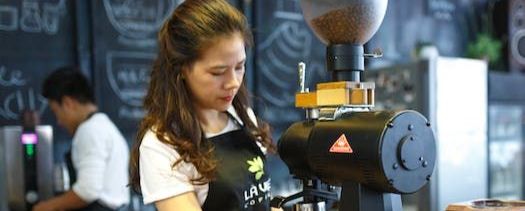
[271,1,437,211]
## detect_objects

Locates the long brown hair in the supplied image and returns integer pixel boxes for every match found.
[130,0,275,193]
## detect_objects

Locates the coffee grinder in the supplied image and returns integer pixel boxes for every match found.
[270,1,437,211]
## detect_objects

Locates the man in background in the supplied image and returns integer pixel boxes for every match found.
[33,67,129,211]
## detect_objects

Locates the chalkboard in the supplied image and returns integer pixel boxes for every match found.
[0,0,75,127]
[90,0,181,136]
[254,0,328,131]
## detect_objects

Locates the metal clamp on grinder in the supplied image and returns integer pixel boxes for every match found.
[270,0,437,211]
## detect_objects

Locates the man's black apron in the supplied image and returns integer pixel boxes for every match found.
[64,112,116,211]
[202,113,271,211]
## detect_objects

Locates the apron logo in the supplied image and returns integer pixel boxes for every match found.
[243,178,271,208]
[247,156,264,180]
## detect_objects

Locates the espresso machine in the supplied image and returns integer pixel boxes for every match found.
[271,0,437,211]
[0,110,54,211]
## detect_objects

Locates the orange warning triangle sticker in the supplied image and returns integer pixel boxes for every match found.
[329,134,353,153]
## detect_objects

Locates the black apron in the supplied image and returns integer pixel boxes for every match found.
[201,113,271,211]
[64,112,115,211]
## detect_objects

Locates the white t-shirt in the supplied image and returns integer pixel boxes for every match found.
[71,113,130,209]
[139,107,265,205]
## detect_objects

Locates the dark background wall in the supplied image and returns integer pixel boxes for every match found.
[0,0,505,205]
[0,0,77,161]
[368,0,488,66]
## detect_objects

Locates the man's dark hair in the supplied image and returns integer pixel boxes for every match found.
[42,66,95,104]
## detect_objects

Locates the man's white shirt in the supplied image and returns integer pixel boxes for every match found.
[71,113,130,209]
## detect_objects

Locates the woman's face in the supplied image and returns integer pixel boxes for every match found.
[183,32,246,113]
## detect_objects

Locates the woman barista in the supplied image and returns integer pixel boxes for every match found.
[129,0,276,210]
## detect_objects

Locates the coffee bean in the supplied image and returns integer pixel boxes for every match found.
[310,4,380,45]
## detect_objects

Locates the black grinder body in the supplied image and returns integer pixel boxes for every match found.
[279,110,436,194]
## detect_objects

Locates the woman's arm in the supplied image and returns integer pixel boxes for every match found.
[155,192,202,211]
[140,130,204,207]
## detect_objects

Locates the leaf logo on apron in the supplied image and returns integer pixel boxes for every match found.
[247,156,264,180]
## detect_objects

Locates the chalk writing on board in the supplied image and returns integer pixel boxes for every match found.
[0,6,18,31]
[0,66,47,120]
[257,0,326,102]
[0,66,26,86]
[0,0,66,34]
[102,0,179,47]
[274,0,302,21]
[427,0,456,21]
[270,0,326,87]
[256,0,329,125]
[258,21,312,107]
[118,105,145,119]
[1,88,47,120]
[106,51,154,107]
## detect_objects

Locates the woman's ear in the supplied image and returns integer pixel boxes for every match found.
[180,64,192,80]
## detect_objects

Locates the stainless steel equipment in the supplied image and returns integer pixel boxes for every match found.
[0,126,54,211]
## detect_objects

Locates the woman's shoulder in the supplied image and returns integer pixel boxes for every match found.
[138,130,205,205]
[139,128,200,173]
[141,129,162,147]
[140,129,181,159]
